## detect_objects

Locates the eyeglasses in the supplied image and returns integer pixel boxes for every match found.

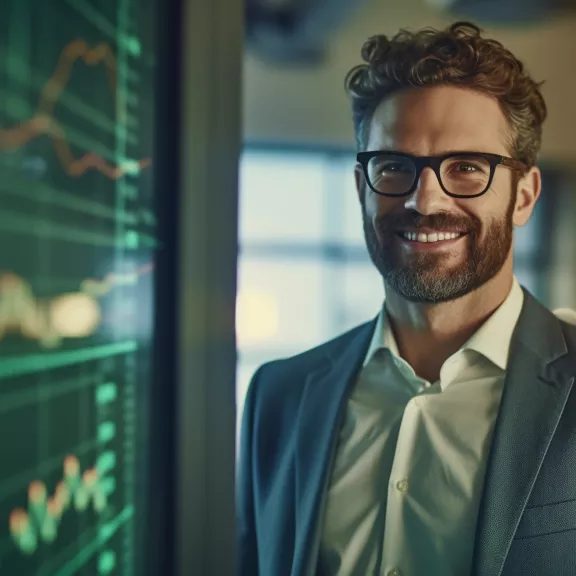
[356,151,528,199]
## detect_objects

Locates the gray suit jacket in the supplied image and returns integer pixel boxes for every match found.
[237,288,576,576]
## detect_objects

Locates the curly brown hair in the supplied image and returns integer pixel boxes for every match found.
[345,21,547,168]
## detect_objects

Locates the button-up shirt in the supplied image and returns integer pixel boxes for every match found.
[317,277,525,576]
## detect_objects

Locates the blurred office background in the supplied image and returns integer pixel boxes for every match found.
[236,0,576,423]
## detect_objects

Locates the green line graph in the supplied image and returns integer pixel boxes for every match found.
[45,506,134,576]
[0,341,138,380]
[0,0,157,573]
[0,172,140,223]
[10,455,112,554]
[0,440,101,503]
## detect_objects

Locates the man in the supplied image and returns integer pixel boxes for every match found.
[237,21,576,576]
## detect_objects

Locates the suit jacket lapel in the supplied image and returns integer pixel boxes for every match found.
[471,289,575,575]
[292,319,377,576]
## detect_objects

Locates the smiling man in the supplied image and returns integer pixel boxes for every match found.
[355,79,539,382]
[237,22,576,576]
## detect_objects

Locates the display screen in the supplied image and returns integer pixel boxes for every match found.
[0,0,157,574]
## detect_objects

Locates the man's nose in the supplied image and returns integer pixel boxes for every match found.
[403,167,451,215]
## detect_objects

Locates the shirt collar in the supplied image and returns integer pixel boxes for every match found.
[462,276,524,370]
[363,301,397,368]
[363,276,525,371]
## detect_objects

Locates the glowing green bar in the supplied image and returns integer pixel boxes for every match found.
[98,422,116,444]
[0,341,137,380]
[95,383,118,406]
[100,476,116,497]
[96,451,116,475]
[98,550,116,574]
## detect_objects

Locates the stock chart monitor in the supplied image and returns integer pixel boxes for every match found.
[0,0,160,574]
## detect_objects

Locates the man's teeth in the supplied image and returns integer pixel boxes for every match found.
[401,231,462,243]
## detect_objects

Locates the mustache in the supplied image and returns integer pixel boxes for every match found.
[375,212,480,234]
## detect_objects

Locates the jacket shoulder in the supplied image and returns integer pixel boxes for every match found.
[256,318,375,385]
[244,317,376,425]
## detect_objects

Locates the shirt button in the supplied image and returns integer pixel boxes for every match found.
[396,479,408,492]
[387,569,402,576]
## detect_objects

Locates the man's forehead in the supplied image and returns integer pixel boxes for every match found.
[367,86,511,155]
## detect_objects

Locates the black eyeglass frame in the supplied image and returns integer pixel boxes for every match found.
[356,150,528,199]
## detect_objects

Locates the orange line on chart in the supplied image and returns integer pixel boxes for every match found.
[0,39,152,178]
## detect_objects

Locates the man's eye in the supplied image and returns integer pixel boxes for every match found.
[451,161,490,174]
[382,163,407,172]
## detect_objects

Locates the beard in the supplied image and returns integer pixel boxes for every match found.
[361,189,516,304]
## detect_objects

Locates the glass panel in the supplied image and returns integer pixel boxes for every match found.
[0,0,156,574]
[236,258,329,353]
[239,151,325,243]
[342,164,366,246]
[514,265,539,297]
[514,199,541,258]
[331,262,384,335]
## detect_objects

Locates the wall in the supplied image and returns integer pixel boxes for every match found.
[243,0,576,164]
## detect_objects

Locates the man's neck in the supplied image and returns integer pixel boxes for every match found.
[384,269,514,382]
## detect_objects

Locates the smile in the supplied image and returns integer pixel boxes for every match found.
[394,231,468,251]
[396,231,465,244]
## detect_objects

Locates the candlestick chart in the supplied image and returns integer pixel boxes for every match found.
[0,0,157,574]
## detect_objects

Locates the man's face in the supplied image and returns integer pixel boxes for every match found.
[356,85,535,304]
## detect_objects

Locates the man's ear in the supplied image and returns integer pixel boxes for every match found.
[513,166,542,227]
